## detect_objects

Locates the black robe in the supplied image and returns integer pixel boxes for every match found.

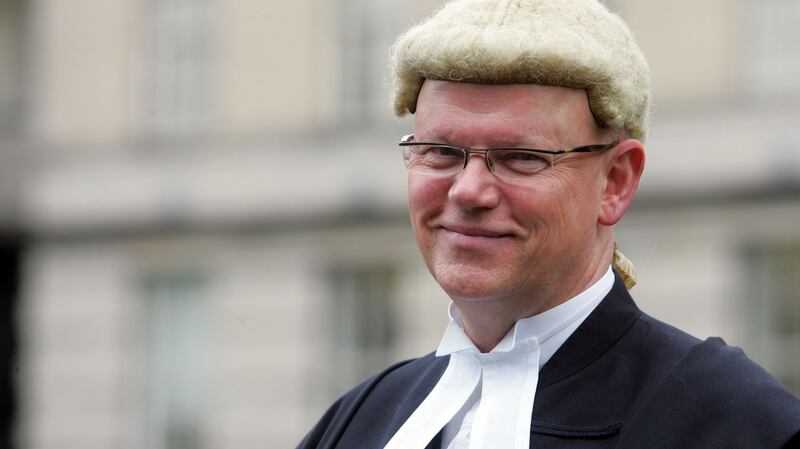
[298,274,800,449]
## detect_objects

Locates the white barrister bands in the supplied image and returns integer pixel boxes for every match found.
[383,267,614,449]
[382,353,481,449]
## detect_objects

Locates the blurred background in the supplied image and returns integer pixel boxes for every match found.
[0,0,799,448]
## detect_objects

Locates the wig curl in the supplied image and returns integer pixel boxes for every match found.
[391,0,651,141]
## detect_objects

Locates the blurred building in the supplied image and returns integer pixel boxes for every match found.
[1,0,798,448]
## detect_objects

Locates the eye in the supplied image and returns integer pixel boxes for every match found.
[492,150,549,174]
[426,146,462,158]
[507,152,540,161]
[408,145,463,168]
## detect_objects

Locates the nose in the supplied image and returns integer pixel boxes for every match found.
[448,153,501,211]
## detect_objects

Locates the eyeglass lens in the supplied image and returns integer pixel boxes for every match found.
[403,145,554,179]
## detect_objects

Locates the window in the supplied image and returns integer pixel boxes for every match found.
[744,243,800,396]
[142,271,212,449]
[340,0,408,124]
[0,0,24,135]
[739,0,800,99]
[144,0,213,137]
[327,264,397,394]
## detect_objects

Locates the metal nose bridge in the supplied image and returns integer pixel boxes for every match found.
[462,149,496,173]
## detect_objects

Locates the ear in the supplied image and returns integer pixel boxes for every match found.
[598,140,645,226]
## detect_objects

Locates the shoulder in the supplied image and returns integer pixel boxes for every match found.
[633,311,702,353]
[334,352,446,407]
[671,337,800,419]
[633,312,797,409]
[296,353,446,449]
[624,316,800,448]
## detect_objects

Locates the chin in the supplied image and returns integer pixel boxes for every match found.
[434,269,510,303]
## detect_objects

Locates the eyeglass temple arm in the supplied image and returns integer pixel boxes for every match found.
[563,141,619,153]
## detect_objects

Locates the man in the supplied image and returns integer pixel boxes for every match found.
[298,0,800,448]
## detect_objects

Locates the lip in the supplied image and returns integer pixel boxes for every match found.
[442,224,511,238]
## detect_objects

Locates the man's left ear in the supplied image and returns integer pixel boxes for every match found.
[598,139,645,226]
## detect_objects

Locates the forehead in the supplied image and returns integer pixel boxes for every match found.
[414,80,600,147]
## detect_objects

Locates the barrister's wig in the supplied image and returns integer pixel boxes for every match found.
[391,0,652,141]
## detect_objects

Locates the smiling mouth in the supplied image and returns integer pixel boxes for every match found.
[441,226,513,239]
[441,228,513,250]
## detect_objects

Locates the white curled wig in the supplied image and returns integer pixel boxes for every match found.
[391,0,652,141]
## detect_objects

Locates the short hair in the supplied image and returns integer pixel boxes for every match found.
[390,0,652,141]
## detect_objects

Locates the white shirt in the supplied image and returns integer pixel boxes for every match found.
[384,267,614,449]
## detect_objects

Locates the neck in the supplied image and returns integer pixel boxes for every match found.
[457,239,614,353]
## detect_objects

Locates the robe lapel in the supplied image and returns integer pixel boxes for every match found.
[537,272,641,389]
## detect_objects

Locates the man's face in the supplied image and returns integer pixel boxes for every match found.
[410,80,613,311]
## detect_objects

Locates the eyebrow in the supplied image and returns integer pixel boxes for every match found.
[418,128,558,149]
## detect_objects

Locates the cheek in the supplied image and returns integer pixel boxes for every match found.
[502,177,562,227]
[508,172,600,234]
[408,175,451,250]
[553,176,605,235]
[408,175,450,220]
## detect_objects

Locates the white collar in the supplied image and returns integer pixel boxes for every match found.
[384,266,615,449]
[436,266,615,364]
